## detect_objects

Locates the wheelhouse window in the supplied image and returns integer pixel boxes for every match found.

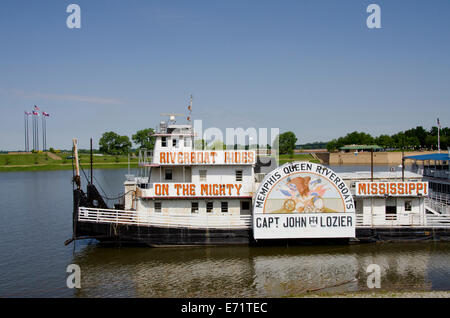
[235,170,243,182]
[199,170,207,182]
[405,200,412,212]
[386,197,397,220]
[172,138,178,147]
[221,201,228,213]
[154,202,162,213]
[206,201,214,213]
[241,201,250,211]
[161,137,167,147]
[165,168,173,180]
[191,202,199,214]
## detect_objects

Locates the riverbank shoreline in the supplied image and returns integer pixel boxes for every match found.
[0,162,139,172]
[0,152,138,172]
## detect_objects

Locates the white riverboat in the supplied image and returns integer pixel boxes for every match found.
[70,114,450,246]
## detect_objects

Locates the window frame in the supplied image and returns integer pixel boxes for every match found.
[221,201,228,213]
[199,169,207,182]
[404,200,412,212]
[164,168,173,181]
[235,170,243,182]
[206,201,214,213]
[241,200,250,211]
[191,201,199,214]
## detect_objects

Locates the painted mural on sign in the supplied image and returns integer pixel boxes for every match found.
[253,162,355,239]
[265,173,345,213]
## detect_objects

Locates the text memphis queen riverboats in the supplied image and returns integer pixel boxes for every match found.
[68,114,450,247]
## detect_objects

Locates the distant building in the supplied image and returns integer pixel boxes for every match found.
[339,145,383,153]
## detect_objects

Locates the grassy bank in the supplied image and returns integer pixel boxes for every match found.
[0,153,138,172]
[278,153,320,165]
[0,152,320,172]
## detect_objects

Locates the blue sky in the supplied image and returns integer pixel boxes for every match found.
[1,0,449,150]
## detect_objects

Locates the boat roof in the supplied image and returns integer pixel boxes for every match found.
[404,153,450,161]
[339,145,382,150]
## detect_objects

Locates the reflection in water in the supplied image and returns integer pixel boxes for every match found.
[71,243,449,298]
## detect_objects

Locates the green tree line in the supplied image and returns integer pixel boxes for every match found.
[98,129,300,155]
[99,128,156,155]
[326,126,450,152]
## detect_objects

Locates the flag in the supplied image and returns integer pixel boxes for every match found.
[32,111,39,115]
[24,111,31,115]
[437,118,441,128]
[34,105,40,111]
[42,112,50,117]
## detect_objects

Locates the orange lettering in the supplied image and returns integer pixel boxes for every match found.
[159,152,166,164]
[201,184,209,195]
[169,152,175,164]
[162,184,169,196]
[409,183,415,195]
[358,183,366,195]
[398,183,404,194]
[155,184,161,195]
[235,184,242,196]
[249,152,254,163]
[226,184,233,195]
[371,183,378,195]
[174,184,182,196]
[416,183,423,194]
[182,184,190,196]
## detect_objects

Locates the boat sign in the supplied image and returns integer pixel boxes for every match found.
[253,162,355,239]
[355,181,428,196]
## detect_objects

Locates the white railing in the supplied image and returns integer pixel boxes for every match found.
[425,193,450,215]
[423,168,450,179]
[78,207,252,229]
[138,149,154,166]
[425,215,450,227]
[356,213,450,228]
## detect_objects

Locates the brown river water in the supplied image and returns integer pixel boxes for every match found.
[0,167,449,297]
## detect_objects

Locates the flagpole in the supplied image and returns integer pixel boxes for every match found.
[32,113,35,151]
[437,118,441,153]
[36,113,39,151]
[27,114,29,152]
[438,123,441,153]
[24,113,27,152]
[42,114,45,151]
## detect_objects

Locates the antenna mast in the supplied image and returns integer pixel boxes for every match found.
[187,94,193,123]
